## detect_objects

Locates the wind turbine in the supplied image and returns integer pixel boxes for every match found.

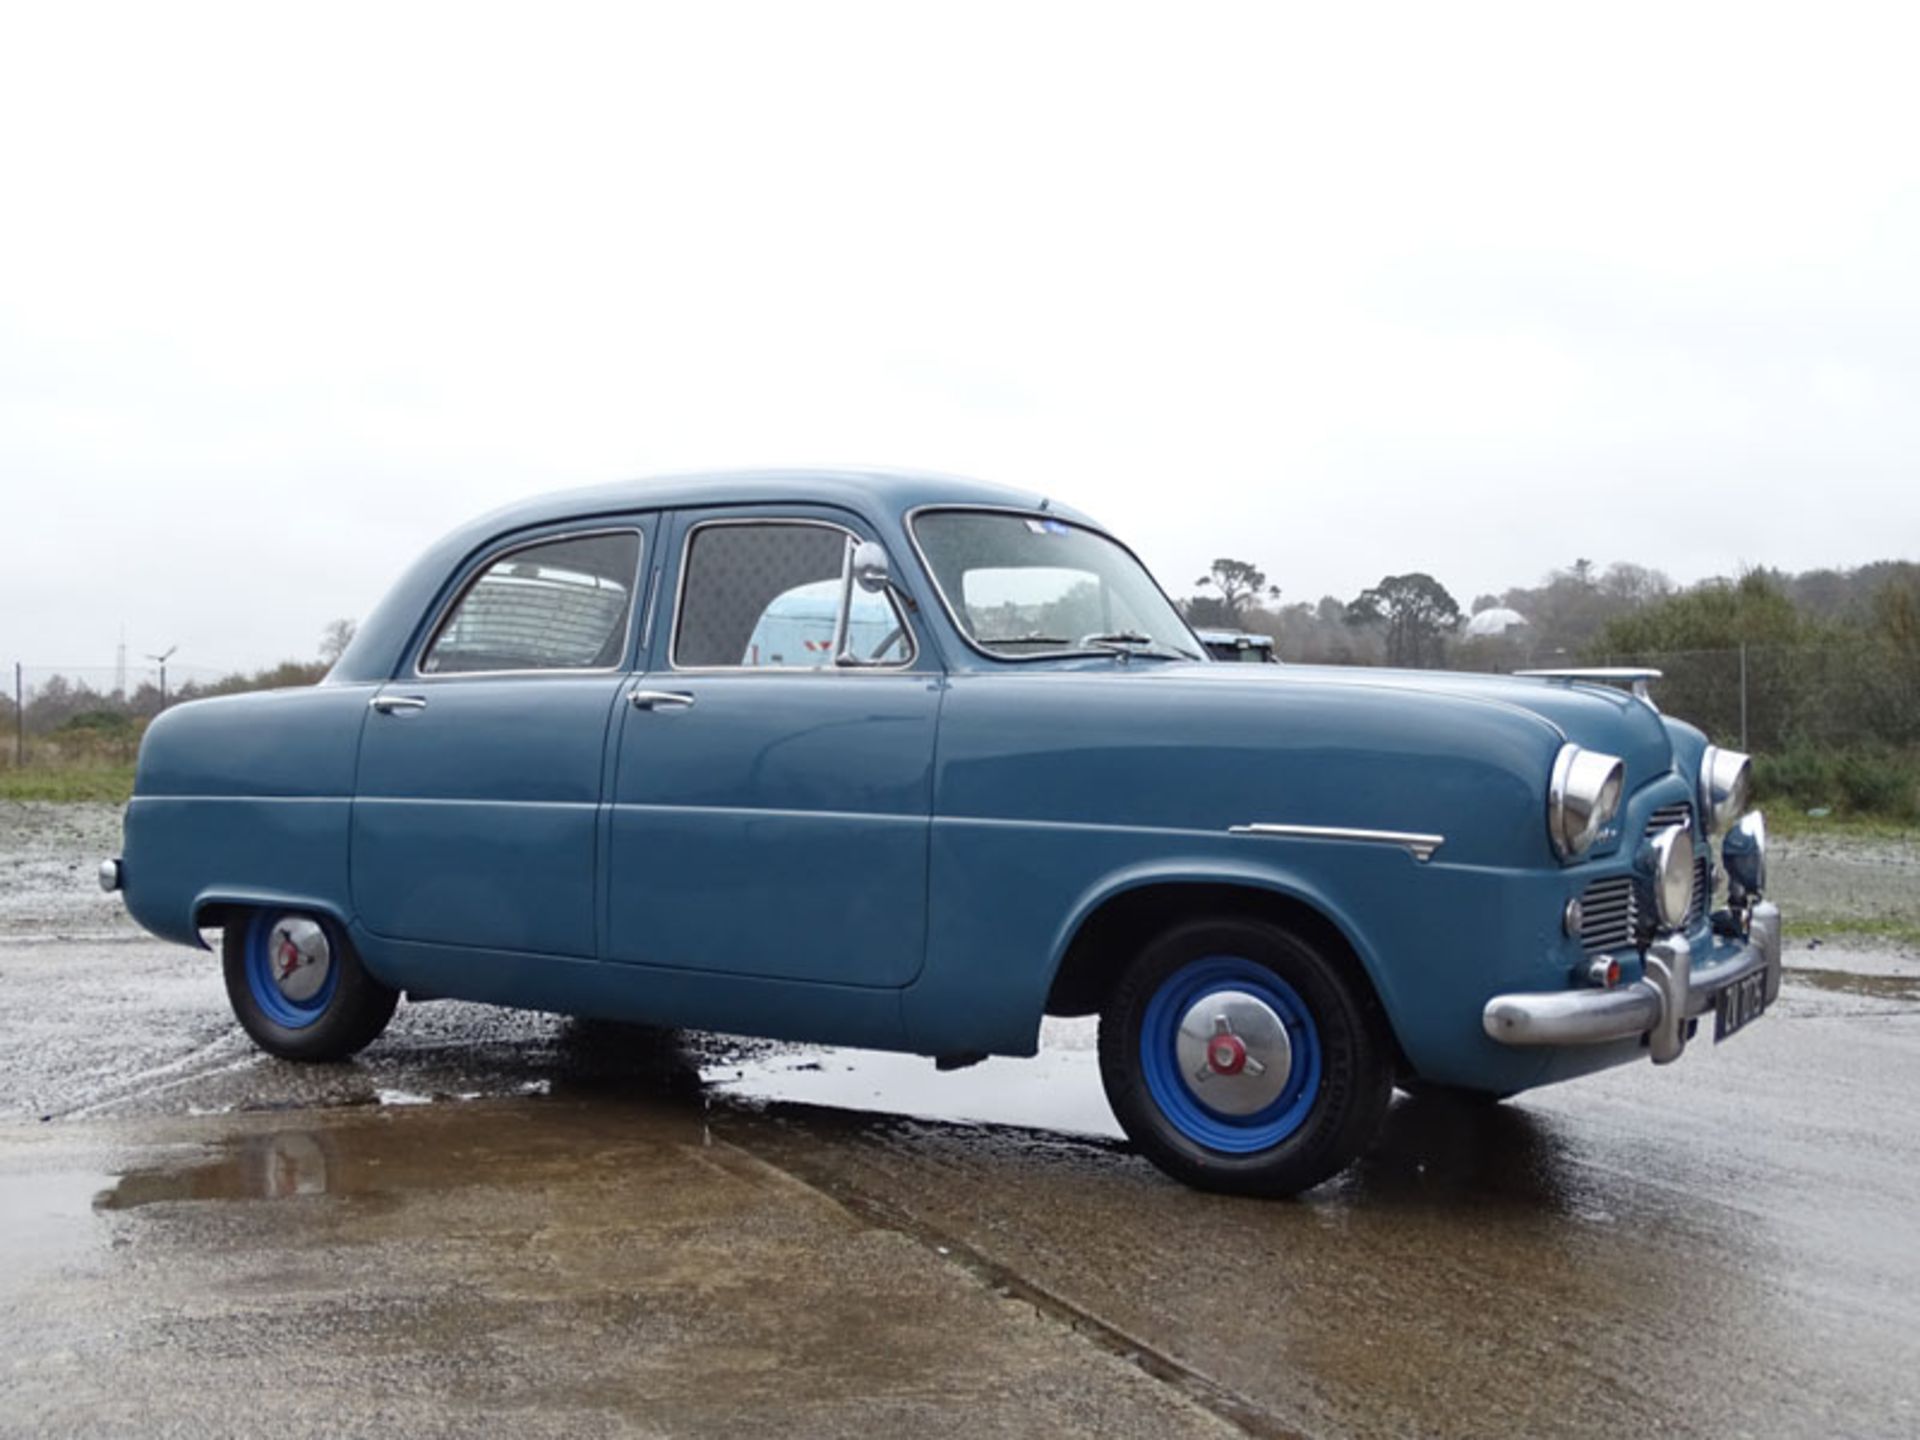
[147,646,177,710]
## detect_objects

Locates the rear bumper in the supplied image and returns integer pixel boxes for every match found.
[1482,901,1781,1064]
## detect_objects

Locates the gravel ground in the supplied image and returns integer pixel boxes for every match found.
[0,802,138,940]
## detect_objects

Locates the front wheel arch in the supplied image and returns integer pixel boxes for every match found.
[1045,879,1410,1073]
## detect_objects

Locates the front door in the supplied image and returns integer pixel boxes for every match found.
[604,509,939,986]
[352,524,647,957]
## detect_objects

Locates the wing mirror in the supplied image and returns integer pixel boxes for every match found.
[851,540,891,595]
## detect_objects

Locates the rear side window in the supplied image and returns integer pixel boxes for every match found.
[422,531,642,675]
[673,521,911,669]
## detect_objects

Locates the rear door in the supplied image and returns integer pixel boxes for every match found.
[352,523,648,957]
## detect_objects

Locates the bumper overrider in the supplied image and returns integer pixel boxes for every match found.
[1483,900,1780,1063]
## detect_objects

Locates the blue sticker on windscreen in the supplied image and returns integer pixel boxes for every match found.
[1024,519,1071,535]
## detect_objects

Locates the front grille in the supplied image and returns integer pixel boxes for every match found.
[1576,801,1711,951]
[1646,802,1692,835]
[1579,874,1636,954]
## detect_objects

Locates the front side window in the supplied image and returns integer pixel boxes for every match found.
[422,531,642,674]
[912,510,1203,660]
[674,521,912,669]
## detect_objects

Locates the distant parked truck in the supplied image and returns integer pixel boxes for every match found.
[1196,628,1278,663]
[101,468,1780,1197]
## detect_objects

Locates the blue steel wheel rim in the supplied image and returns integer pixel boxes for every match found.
[1139,955,1322,1154]
[244,911,340,1030]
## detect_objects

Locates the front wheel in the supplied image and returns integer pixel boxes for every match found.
[1098,918,1392,1197]
[222,909,398,1061]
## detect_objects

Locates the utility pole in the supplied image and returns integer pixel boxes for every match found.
[147,646,177,712]
[1739,642,1749,753]
[12,662,21,768]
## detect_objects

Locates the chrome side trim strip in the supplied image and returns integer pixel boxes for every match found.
[1227,823,1444,863]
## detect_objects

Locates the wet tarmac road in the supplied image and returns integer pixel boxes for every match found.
[5,804,1920,1437]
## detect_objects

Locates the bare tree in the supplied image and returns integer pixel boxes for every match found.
[319,618,358,664]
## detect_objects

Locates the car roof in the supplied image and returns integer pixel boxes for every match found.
[460,467,1097,538]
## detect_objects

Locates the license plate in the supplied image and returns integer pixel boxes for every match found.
[1714,969,1769,1042]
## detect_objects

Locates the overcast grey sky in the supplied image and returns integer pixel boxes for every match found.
[4,1,1917,676]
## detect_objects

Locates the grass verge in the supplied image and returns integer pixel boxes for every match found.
[1766,808,1920,842]
[0,763,136,804]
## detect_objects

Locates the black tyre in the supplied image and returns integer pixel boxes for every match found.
[222,908,398,1061]
[1098,917,1393,1197]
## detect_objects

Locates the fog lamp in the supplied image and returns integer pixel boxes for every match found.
[1722,811,1767,898]
[1644,822,1695,932]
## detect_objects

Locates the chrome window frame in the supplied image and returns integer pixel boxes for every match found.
[411,525,647,681]
[904,503,1207,665]
[667,515,919,675]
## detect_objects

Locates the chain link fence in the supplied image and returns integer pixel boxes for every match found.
[2,663,235,771]
[1477,643,1920,819]
[1575,644,1920,754]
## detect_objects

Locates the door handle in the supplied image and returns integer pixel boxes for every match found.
[369,695,428,714]
[629,689,695,711]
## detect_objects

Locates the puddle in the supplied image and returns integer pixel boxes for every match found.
[705,1017,1125,1140]
[1784,947,1920,979]
[1784,967,1920,1004]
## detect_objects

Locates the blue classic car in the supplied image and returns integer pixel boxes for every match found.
[103,470,1780,1195]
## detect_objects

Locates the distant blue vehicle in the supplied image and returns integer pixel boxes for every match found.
[104,470,1779,1195]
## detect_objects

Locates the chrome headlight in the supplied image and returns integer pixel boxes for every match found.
[1698,746,1752,833]
[1645,822,1696,931]
[1548,744,1626,860]
[1723,811,1767,897]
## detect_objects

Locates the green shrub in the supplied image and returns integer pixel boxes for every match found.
[1754,744,1920,823]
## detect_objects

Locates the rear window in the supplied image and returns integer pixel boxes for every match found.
[421,531,642,674]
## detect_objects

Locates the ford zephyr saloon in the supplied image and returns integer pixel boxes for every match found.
[104,470,1780,1195]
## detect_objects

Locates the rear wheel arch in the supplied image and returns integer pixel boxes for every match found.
[193,892,354,942]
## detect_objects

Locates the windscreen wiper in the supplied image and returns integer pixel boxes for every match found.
[1079,632,1194,661]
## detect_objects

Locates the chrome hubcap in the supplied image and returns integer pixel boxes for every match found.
[267,917,332,1003]
[1174,989,1292,1116]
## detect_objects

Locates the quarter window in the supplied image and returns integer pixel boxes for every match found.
[674,522,911,669]
[422,531,642,674]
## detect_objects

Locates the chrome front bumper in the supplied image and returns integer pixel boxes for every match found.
[1483,901,1782,1064]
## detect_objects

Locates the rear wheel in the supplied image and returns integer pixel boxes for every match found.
[1098,917,1392,1197]
[222,909,398,1061]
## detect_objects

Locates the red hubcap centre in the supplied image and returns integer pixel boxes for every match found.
[1208,1034,1248,1076]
